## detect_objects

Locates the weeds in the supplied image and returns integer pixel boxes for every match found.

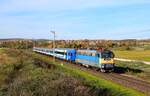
[115,60,150,81]
[0,49,144,96]
[32,53,144,96]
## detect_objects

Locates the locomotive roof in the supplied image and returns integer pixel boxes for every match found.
[77,49,97,53]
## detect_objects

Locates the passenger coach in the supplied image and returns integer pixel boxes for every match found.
[33,47,76,62]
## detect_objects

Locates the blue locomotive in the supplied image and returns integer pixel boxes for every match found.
[33,47,115,72]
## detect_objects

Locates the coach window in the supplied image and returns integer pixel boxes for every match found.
[90,53,92,56]
[92,53,95,56]
[78,52,80,55]
[89,53,92,56]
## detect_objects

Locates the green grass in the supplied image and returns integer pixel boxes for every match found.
[32,53,144,96]
[115,60,150,82]
[114,50,150,62]
[61,66,144,96]
[0,49,144,96]
[114,50,150,82]
[1,49,100,96]
[0,48,4,54]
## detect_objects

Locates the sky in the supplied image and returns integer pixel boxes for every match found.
[0,0,150,40]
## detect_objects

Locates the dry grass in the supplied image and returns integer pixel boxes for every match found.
[114,50,150,62]
[0,49,114,96]
[32,53,144,96]
[115,60,150,82]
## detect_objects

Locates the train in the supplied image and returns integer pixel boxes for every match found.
[33,47,115,72]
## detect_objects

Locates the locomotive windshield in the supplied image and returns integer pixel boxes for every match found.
[101,50,114,58]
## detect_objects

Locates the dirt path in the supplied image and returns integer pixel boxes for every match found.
[115,58,150,65]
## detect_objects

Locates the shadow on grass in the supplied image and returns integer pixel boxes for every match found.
[34,58,56,69]
[114,66,143,74]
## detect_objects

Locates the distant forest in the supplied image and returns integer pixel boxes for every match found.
[0,39,150,50]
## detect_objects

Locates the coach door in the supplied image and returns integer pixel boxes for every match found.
[70,52,75,61]
[96,53,101,68]
[67,52,71,61]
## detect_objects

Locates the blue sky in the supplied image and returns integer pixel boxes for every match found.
[0,0,150,40]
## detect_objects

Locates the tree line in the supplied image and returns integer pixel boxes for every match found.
[0,39,150,50]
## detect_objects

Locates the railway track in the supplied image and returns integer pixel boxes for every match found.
[35,53,150,95]
[103,73,150,94]
[69,63,150,95]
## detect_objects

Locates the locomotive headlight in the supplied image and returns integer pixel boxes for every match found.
[101,65,105,68]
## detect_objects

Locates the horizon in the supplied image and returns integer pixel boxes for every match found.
[0,0,150,40]
[0,38,149,41]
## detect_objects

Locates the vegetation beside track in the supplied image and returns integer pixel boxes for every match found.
[114,50,150,62]
[0,48,144,96]
[31,52,144,96]
[115,60,150,82]
[113,49,150,82]
[0,49,99,96]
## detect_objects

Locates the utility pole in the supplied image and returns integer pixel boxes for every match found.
[26,40,28,50]
[32,38,34,48]
[51,31,55,62]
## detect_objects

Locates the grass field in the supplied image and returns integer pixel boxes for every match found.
[114,50,150,62]
[33,53,144,96]
[0,48,144,96]
[114,50,150,82]
[115,60,150,82]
